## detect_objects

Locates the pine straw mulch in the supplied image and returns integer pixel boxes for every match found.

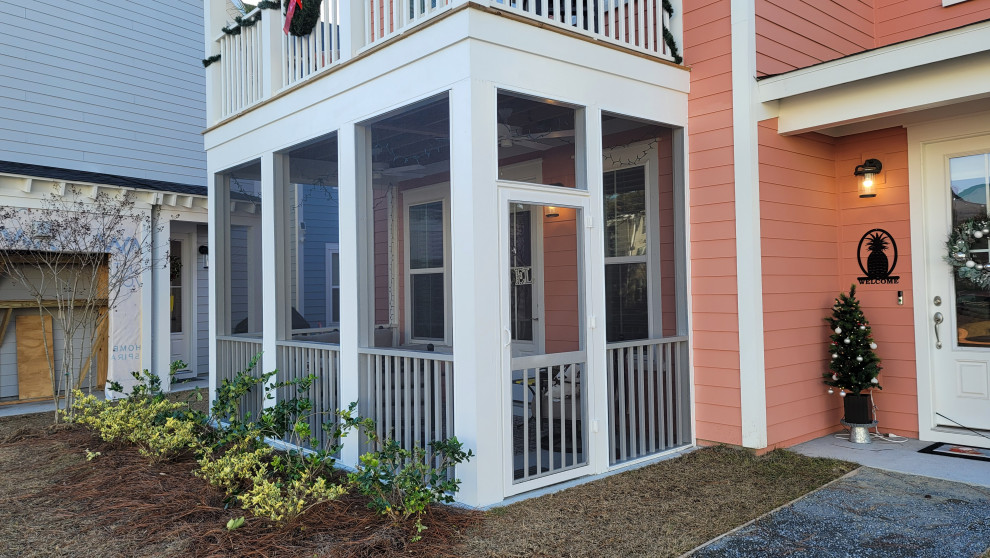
[0,411,857,558]
[0,412,479,558]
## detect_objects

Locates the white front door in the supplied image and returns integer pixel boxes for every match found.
[923,135,990,433]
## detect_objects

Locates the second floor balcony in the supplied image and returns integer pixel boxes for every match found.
[205,0,683,125]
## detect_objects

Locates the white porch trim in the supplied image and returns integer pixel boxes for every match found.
[731,0,767,449]
[758,20,990,135]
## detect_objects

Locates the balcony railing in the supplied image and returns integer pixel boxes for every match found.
[210,0,678,122]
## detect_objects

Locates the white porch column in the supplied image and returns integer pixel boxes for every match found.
[208,171,221,404]
[261,152,279,406]
[338,0,366,62]
[582,108,610,474]
[260,2,283,97]
[337,122,361,467]
[140,205,156,378]
[152,209,172,390]
[730,0,767,449]
[449,78,502,507]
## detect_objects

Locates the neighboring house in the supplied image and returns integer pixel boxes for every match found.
[202,0,990,506]
[0,0,210,399]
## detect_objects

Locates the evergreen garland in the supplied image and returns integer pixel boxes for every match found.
[824,285,882,394]
[660,0,682,64]
[944,216,990,290]
[257,0,281,8]
[221,10,263,35]
[286,0,324,37]
[202,54,221,68]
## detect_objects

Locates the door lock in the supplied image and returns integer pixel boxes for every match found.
[934,296,942,307]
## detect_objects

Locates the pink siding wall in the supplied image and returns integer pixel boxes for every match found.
[834,127,917,438]
[756,0,874,76]
[756,0,990,76]
[759,121,917,447]
[876,0,990,46]
[685,0,743,446]
[543,208,582,354]
[759,118,842,447]
[657,127,678,336]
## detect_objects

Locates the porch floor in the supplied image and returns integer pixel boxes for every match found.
[791,432,990,488]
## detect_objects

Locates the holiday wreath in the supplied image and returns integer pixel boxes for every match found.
[944,216,990,290]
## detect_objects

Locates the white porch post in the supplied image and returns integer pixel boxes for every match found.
[152,209,172,390]
[261,152,279,405]
[338,0,366,62]
[449,78,502,507]
[338,122,361,467]
[260,2,283,96]
[582,108,610,473]
[140,205,156,378]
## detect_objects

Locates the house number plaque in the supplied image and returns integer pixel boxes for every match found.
[511,266,533,286]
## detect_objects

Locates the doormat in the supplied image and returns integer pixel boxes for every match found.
[919,442,990,463]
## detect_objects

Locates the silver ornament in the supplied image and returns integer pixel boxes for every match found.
[860,325,866,330]
[871,378,879,384]
[844,338,851,344]
[839,390,846,397]
[975,231,984,239]
[856,356,864,362]
[831,353,838,359]
[967,260,976,268]
[982,227,988,235]
[835,327,842,334]
[832,374,838,380]
[828,388,834,394]
[870,342,877,349]
[956,252,968,260]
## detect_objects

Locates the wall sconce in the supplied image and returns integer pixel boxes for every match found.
[198,245,209,269]
[545,206,560,218]
[854,158,882,198]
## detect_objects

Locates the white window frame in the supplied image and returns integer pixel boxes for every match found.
[325,242,340,326]
[602,140,661,340]
[402,183,452,346]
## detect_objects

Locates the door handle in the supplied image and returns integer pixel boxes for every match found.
[503,326,512,348]
[934,312,943,350]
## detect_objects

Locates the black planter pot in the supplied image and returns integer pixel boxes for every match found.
[843,393,873,424]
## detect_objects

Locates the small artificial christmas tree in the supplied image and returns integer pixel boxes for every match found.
[824,284,882,395]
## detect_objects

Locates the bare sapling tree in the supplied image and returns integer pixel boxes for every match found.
[0,184,165,422]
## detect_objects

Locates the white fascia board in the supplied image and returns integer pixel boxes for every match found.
[775,51,990,135]
[759,20,990,103]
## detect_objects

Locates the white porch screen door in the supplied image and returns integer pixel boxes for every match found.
[924,136,990,433]
[500,188,591,496]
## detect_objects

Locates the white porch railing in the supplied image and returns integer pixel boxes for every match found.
[490,0,674,60]
[365,0,452,45]
[216,335,265,420]
[359,348,455,458]
[281,0,343,88]
[511,351,587,483]
[276,341,341,449]
[216,9,265,119]
[606,336,688,465]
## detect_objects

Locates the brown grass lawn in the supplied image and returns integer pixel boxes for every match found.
[0,411,855,558]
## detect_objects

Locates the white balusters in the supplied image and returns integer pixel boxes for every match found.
[216,9,265,119]
[216,336,265,420]
[606,336,688,465]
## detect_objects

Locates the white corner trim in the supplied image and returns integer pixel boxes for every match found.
[758,20,990,103]
[731,0,767,449]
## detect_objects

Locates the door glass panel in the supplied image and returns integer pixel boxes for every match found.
[952,153,990,347]
[509,203,586,483]
[170,240,183,334]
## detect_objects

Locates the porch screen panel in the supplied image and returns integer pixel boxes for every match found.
[497,91,579,190]
[280,133,340,343]
[220,160,263,337]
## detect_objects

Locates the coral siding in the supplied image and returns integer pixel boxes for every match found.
[685,0,742,445]
[758,118,842,448]
[876,0,990,47]
[543,210,581,354]
[757,0,990,76]
[759,120,916,447]
[756,0,874,76]
[835,127,916,439]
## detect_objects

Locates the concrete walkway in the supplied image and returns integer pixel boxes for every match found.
[690,432,990,557]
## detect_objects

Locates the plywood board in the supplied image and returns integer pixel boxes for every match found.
[16,314,54,400]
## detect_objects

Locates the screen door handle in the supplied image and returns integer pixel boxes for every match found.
[933,312,943,350]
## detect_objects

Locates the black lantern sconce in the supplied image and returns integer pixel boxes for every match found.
[198,245,209,269]
[854,158,882,199]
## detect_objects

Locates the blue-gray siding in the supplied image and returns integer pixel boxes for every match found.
[0,0,207,186]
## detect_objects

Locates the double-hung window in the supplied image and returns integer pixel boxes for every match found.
[604,166,650,342]
[405,186,450,343]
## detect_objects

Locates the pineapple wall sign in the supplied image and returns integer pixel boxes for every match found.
[857,229,899,285]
